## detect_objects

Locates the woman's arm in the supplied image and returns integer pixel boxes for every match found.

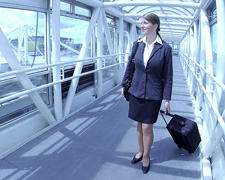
[162,44,173,101]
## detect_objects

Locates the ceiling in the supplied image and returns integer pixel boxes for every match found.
[103,0,203,43]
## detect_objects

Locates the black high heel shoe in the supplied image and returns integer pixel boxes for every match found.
[131,154,143,164]
[142,157,150,174]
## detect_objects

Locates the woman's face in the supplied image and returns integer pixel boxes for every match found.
[141,17,158,36]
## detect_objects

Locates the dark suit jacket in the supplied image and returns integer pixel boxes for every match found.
[122,39,173,101]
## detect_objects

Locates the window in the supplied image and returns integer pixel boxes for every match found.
[211,23,218,74]
[75,6,90,17]
[123,31,129,53]
[58,16,90,61]
[208,1,217,75]
[0,8,47,73]
[0,74,49,126]
[0,3,93,125]
[0,7,48,125]
[102,27,116,81]
[60,2,71,12]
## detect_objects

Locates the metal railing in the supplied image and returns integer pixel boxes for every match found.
[180,51,225,179]
[0,53,128,105]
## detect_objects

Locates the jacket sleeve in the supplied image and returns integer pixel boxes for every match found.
[121,41,138,87]
[163,45,173,100]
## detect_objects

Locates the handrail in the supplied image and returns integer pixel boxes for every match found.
[180,52,225,91]
[180,52,225,157]
[0,53,129,79]
[0,54,128,104]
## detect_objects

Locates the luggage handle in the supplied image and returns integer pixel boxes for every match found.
[160,110,186,127]
[160,110,169,125]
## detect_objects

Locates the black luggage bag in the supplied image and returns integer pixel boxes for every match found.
[160,110,201,154]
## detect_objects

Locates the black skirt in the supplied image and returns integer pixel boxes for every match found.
[128,94,162,124]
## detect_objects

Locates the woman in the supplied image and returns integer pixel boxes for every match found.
[121,13,173,174]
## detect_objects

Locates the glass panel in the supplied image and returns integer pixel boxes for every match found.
[212,9,217,18]
[103,27,115,55]
[106,17,115,26]
[123,31,129,53]
[211,23,218,75]
[75,6,90,17]
[59,16,89,61]
[102,27,116,81]
[0,74,49,126]
[0,8,47,73]
[60,2,70,12]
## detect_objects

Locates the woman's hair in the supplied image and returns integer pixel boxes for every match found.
[142,12,161,39]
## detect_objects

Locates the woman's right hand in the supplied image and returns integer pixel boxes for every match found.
[121,87,126,100]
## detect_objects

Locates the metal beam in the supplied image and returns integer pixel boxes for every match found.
[52,0,62,121]
[97,9,103,97]
[104,1,200,9]
[137,21,190,27]
[125,13,194,20]
[161,29,186,33]
[161,26,187,31]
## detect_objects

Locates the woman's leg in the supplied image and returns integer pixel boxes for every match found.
[135,122,144,158]
[142,123,153,166]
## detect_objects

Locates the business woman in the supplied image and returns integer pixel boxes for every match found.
[121,12,173,174]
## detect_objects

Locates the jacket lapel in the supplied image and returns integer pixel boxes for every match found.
[148,42,163,61]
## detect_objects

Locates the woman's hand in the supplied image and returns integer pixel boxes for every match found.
[121,87,126,100]
[164,100,170,114]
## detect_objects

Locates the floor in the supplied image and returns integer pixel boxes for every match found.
[0,56,202,180]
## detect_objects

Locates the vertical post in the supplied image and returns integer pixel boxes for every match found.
[24,25,28,65]
[199,11,207,88]
[188,27,194,91]
[18,25,23,65]
[190,22,198,96]
[52,0,62,121]
[97,9,103,97]
[201,10,213,91]
[186,31,191,79]
[194,16,202,118]
[45,3,53,104]
[118,17,124,82]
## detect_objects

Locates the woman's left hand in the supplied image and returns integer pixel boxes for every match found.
[164,101,170,114]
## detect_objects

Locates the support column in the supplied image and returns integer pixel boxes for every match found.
[97,9,103,97]
[188,27,194,91]
[44,7,53,104]
[194,15,202,118]
[118,18,124,82]
[24,25,28,65]
[18,25,23,65]
[201,10,213,91]
[52,0,62,121]
[190,22,198,96]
